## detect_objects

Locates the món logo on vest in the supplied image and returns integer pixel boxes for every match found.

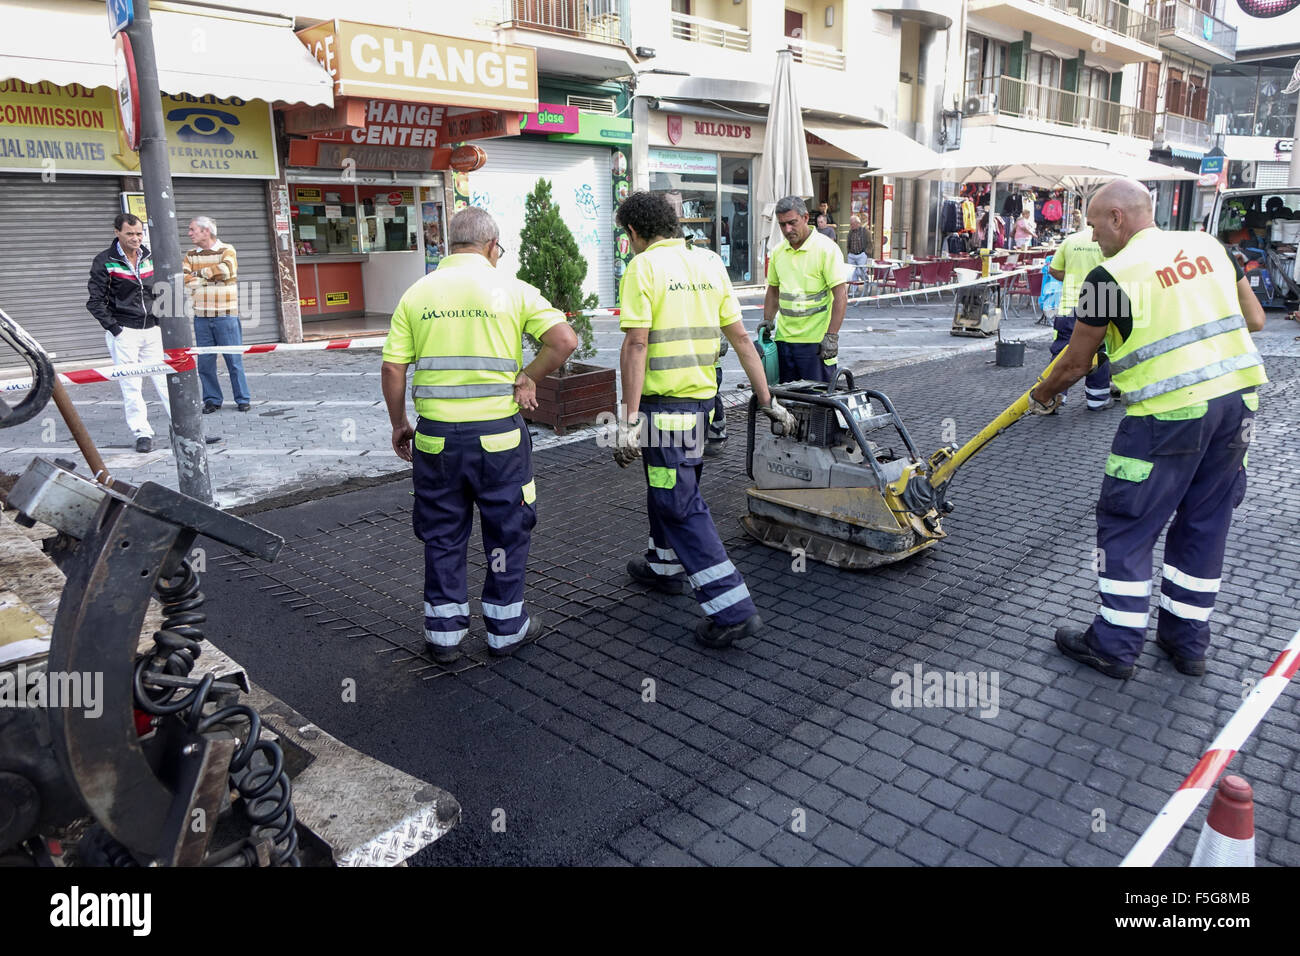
[1155,250,1215,289]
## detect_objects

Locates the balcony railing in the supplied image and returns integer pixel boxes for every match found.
[1024,0,1160,47]
[967,75,1155,139]
[1157,109,1211,149]
[669,12,750,51]
[497,0,630,47]
[1153,0,1237,60]
[785,36,846,71]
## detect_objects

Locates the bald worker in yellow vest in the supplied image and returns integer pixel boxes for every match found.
[612,191,797,649]
[1030,180,1266,681]
[382,207,577,663]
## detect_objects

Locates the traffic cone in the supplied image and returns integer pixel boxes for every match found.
[1190,775,1255,867]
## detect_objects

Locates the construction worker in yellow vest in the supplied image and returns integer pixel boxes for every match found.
[612,191,798,649]
[1029,179,1266,681]
[381,207,577,663]
[759,195,848,383]
[1047,226,1113,410]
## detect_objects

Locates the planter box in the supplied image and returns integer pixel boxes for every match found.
[522,362,616,436]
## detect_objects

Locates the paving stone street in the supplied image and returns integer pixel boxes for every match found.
[161,304,1297,868]
[5,299,1298,867]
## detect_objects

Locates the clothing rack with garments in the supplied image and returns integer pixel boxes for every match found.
[939,194,979,255]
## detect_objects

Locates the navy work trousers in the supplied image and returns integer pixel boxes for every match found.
[640,397,757,627]
[1050,313,1111,408]
[1088,389,1256,667]
[776,341,837,384]
[412,412,536,651]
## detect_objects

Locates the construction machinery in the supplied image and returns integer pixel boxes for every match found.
[743,362,1056,570]
[951,282,1002,337]
[0,309,458,866]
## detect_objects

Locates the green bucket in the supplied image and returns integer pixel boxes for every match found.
[755,326,778,386]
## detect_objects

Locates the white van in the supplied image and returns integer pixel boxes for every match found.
[1207,188,1300,310]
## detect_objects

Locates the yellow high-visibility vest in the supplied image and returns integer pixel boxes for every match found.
[1102,227,1266,417]
[619,238,742,399]
[765,230,846,343]
[381,254,565,422]
[1050,227,1105,314]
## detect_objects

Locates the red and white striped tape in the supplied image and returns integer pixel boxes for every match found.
[1120,625,1300,867]
[1,269,1036,393]
[0,353,196,394]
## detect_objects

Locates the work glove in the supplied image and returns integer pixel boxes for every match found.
[819,332,839,360]
[717,336,729,359]
[1027,388,1062,416]
[758,316,776,336]
[758,398,798,438]
[612,417,644,468]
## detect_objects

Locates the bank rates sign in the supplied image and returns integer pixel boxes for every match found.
[0,81,277,178]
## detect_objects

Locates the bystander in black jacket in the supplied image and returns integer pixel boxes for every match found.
[86,240,159,336]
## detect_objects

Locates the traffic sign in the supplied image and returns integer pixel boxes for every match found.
[114,33,140,152]
[107,0,134,37]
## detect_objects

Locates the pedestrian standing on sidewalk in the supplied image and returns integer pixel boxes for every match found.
[184,217,252,413]
[1028,179,1267,680]
[86,213,171,453]
[381,207,576,662]
[761,196,847,383]
[612,190,798,649]
[846,215,871,290]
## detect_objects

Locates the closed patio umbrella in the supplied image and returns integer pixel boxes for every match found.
[755,49,814,259]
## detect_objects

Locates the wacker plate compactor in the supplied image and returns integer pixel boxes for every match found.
[743,363,1055,570]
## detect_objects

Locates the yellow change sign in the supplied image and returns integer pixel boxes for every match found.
[0,81,277,178]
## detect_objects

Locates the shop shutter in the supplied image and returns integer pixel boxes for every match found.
[469,139,616,308]
[0,173,124,365]
[1254,162,1290,189]
[172,179,280,345]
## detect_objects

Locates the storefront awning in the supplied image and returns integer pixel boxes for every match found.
[804,124,942,172]
[0,1,333,106]
[1169,147,1206,160]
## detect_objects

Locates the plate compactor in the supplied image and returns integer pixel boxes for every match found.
[742,364,1053,570]
[951,282,1002,337]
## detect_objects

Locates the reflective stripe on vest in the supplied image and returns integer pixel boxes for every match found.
[416,356,519,372]
[648,325,719,345]
[414,383,514,399]
[1108,314,1246,374]
[778,290,829,318]
[649,352,717,370]
[1120,352,1265,407]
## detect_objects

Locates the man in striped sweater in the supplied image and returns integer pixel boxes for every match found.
[184,216,252,412]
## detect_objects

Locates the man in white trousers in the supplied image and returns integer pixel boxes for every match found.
[86,213,171,452]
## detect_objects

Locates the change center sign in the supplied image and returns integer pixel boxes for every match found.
[0,81,277,178]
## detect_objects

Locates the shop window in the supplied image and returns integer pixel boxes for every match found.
[356,185,419,253]
[291,184,358,257]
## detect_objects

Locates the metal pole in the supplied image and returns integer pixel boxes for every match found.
[51,380,110,485]
[126,0,212,503]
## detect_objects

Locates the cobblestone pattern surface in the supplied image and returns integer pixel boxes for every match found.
[207,340,1300,866]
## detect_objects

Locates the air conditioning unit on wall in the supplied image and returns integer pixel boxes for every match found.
[963,93,996,116]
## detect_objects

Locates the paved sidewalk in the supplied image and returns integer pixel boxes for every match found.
[0,299,1063,508]
[195,326,1300,867]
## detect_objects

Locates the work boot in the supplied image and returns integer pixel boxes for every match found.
[135,436,152,453]
[1054,626,1134,680]
[1155,634,1206,676]
[627,555,691,595]
[491,614,543,658]
[695,612,762,649]
[425,640,462,665]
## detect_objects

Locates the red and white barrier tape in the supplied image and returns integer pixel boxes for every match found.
[0,353,196,394]
[1,270,1037,392]
[1120,625,1300,867]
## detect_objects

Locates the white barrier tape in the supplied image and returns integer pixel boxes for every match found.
[1120,626,1300,867]
[0,354,194,394]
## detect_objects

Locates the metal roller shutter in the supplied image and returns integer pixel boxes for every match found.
[470,139,615,307]
[0,173,123,364]
[172,179,281,345]
[1254,162,1290,190]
